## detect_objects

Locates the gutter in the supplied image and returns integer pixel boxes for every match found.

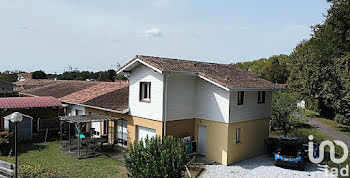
[62,101,129,114]
[162,71,173,137]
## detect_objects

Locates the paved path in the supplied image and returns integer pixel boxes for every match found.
[309,119,350,148]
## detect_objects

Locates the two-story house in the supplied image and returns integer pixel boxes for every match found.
[117,55,280,165]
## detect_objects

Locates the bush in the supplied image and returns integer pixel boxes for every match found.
[124,136,189,178]
[335,114,350,126]
[306,98,319,112]
[0,131,13,156]
[18,165,66,178]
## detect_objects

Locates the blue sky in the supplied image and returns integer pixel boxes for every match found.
[0,0,331,73]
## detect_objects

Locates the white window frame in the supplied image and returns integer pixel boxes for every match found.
[140,82,151,102]
[235,128,241,143]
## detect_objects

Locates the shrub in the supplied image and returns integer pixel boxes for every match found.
[306,98,319,113]
[335,114,350,126]
[0,131,13,156]
[19,165,66,178]
[124,136,189,178]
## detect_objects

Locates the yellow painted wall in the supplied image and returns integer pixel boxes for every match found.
[227,118,270,164]
[194,119,229,165]
[85,108,162,147]
[166,119,195,138]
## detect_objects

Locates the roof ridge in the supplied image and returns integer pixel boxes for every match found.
[136,55,232,66]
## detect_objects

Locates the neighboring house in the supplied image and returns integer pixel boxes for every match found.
[17,73,32,82]
[116,55,280,165]
[0,80,14,91]
[13,79,57,91]
[0,96,63,140]
[22,80,129,147]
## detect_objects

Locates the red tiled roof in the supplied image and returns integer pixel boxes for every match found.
[0,96,62,109]
[119,55,280,90]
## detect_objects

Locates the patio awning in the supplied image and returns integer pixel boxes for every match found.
[59,113,119,123]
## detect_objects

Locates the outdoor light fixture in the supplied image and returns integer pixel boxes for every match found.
[10,112,23,178]
[10,112,23,123]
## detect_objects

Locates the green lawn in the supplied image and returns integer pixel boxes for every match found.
[314,117,350,137]
[0,141,127,178]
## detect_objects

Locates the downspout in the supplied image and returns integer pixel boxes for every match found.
[163,72,172,137]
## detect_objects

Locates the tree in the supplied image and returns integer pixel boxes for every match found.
[271,92,305,137]
[32,70,47,79]
[288,0,350,117]
[124,136,189,178]
[233,54,290,84]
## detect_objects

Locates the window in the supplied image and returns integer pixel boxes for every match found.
[258,91,265,104]
[140,82,151,102]
[236,128,241,143]
[115,119,128,148]
[237,91,244,105]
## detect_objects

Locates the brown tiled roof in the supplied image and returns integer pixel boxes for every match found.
[60,81,128,104]
[23,80,129,112]
[120,55,280,89]
[24,80,99,98]
[83,86,129,112]
[13,79,58,91]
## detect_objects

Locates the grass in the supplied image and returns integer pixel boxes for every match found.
[0,141,127,177]
[314,117,350,137]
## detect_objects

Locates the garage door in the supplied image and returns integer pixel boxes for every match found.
[138,126,156,144]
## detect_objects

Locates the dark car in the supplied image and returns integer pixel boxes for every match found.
[274,137,305,170]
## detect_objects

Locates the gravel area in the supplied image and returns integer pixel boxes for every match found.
[309,119,350,148]
[201,154,334,178]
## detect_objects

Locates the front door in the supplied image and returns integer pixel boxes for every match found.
[198,125,207,156]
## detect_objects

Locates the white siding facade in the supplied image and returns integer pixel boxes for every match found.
[129,64,164,121]
[195,78,230,123]
[166,75,197,121]
[166,75,230,123]
[127,63,272,124]
[229,91,272,123]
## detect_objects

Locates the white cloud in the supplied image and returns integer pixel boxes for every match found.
[145,28,163,38]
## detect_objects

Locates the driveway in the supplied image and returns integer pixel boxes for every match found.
[201,154,334,178]
[309,119,350,148]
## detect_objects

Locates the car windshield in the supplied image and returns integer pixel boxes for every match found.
[279,140,299,157]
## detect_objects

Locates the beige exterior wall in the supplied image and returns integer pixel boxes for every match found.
[166,119,195,138]
[85,108,269,166]
[85,108,163,147]
[227,118,270,164]
[192,118,270,165]
[194,119,229,165]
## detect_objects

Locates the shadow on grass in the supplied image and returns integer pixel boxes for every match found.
[5,142,46,156]
[336,126,350,133]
